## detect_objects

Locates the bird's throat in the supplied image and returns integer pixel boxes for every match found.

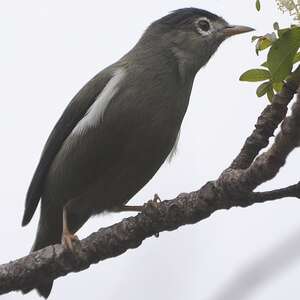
[171,47,199,83]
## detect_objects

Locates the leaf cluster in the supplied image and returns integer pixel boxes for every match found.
[240,2,300,101]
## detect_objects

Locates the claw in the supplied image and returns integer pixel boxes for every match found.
[150,193,161,210]
[153,193,161,203]
[62,233,79,252]
[152,194,161,238]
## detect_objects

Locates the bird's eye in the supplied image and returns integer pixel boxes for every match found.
[197,20,210,32]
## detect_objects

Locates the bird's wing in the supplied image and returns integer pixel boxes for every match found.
[22,68,113,226]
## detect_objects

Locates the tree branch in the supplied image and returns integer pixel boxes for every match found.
[0,180,298,296]
[230,66,300,170]
[217,91,300,201]
[241,96,300,190]
[1,71,300,296]
[251,182,300,203]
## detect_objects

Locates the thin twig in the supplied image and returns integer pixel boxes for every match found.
[230,66,300,170]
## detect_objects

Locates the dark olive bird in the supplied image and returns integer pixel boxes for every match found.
[22,7,253,298]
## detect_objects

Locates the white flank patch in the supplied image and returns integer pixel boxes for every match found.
[72,68,126,135]
[168,130,180,163]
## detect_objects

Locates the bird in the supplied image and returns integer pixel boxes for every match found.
[21,7,253,298]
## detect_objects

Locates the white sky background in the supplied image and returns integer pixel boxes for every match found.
[1,0,300,299]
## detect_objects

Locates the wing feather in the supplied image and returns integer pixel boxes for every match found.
[22,68,112,226]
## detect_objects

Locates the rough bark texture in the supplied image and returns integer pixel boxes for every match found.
[1,71,300,296]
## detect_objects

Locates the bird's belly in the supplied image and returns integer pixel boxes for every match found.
[44,116,179,216]
[67,128,177,217]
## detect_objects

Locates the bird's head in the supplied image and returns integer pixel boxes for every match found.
[139,8,254,76]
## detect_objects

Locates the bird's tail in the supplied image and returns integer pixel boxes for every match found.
[22,200,62,298]
[30,237,55,299]
[36,282,54,299]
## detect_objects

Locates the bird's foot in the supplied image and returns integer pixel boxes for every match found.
[61,232,79,252]
[153,193,161,204]
[145,193,162,210]
[148,193,162,238]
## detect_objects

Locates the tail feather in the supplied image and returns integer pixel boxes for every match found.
[22,281,53,299]
[22,201,62,298]
[36,281,53,299]
[30,237,56,298]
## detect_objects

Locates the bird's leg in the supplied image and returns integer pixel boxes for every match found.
[113,194,161,213]
[113,205,143,212]
[61,207,79,251]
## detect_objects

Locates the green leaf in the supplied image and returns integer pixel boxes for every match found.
[278,28,290,38]
[267,87,275,102]
[256,0,261,11]
[256,82,271,97]
[261,61,268,68]
[267,27,300,82]
[240,69,271,82]
[256,38,272,52]
[273,82,284,93]
[293,52,300,64]
[256,34,277,54]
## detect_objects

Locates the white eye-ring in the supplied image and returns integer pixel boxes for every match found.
[195,17,213,36]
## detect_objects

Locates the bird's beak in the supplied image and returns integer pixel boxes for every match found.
[223,25,255,38]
